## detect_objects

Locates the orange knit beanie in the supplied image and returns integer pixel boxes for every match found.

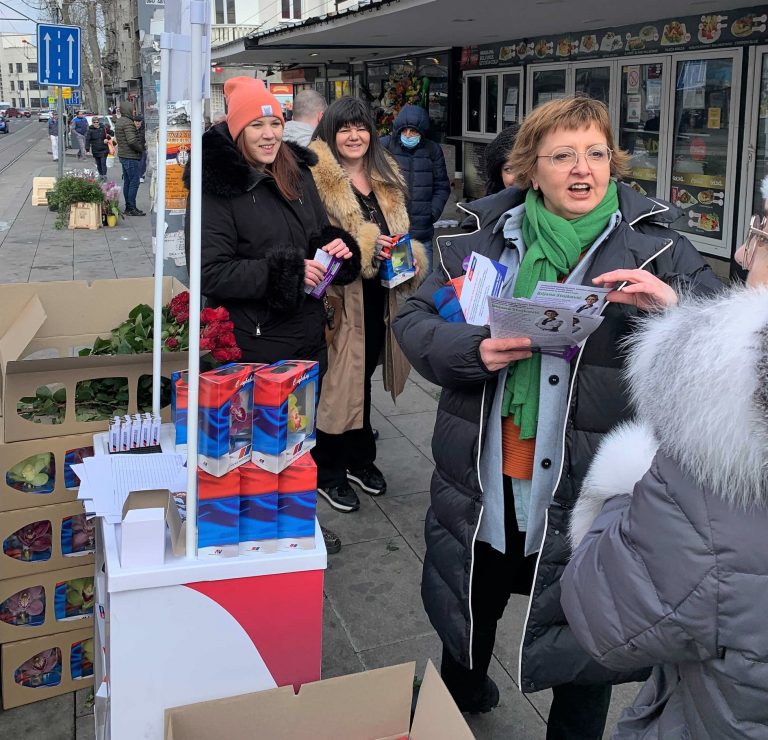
[224,77,284,140]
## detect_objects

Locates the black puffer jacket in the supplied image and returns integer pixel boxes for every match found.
[392,183,722,692]
[381,105,450,242]
[184,123,361,368]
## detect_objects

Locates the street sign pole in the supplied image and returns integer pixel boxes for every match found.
[57,87,64,179]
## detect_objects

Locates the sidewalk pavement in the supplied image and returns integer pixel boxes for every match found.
[0,136,641,739]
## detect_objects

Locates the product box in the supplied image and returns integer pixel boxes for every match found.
[0,565,94,643]
[1,626,94,709]
[0,427,94,512]
[0,501,95,580]
[379,234,416,289]
[198,364,258,477]
[238,462,278,555]
[171,370,188,455]
[277,453,317,551]
[164,660,473,740]
[251,361,319,474]
[197,468,240,557]
[0,278,189,443]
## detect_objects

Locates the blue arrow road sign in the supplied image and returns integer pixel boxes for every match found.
[37,23,81,88]
[69,90,81,106]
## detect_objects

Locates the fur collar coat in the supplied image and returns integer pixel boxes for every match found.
[308,138,427,434]
[562,286,768,739]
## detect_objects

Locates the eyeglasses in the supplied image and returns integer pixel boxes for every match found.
[742,214,768,270]
[537,144,612,171]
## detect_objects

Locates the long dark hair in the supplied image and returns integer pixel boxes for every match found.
[313,97,406,196]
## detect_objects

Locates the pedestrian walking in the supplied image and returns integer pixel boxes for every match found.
[85,113,111,179]
[135,114,147,182]
[484,124,520,195]
[48,112,59,161]
[392,96,721,732]
[562,203,768,740]
[71,110,88,159]
[381,104,450,276]
[188,77,361,555]
[114,101,145,216]
[283,89,327,147]
[308,97,427,513]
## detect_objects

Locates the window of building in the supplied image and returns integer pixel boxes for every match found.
[214,0,224,24]
[18,80,24,91]
[30,80,39,90]
[31,97,41,108]
[8,64,12,74]
[226,0,235,23]
[27,62,37,73]
[9,81,14,91]
[16,63,22,73]
[282,0,301,20]
[11,98,15,107]
[18,97,24,106]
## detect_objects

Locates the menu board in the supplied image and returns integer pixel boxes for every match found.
[671,175,726,238]
[461,5,768,69]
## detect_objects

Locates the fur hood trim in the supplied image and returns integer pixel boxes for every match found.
[191,123,318,199]
[570,421,658,548]
[308,139,427,288]
[625,285,768,509]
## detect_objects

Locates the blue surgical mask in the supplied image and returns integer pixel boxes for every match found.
[400,133,421,149]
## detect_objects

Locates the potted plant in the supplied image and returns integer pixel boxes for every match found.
[45,173,106,229]
[101,181,122,227]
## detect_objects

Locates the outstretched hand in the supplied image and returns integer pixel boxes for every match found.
[593,269,678,311]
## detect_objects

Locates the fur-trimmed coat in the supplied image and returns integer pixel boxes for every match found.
[562,286,768,739]
[187,123,360,369]
[308,138,427,434]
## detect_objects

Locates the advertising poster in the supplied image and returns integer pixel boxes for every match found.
[165,127,191,212]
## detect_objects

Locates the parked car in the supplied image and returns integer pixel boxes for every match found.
[0,117,9,134]
[38,109,53,122]
[4,108,23,118]
[16,109,31,118]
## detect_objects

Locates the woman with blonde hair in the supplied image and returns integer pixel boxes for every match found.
[394,96,720,734]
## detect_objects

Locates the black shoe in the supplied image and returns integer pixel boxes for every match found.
[318,482,360,513]
[347,464,386,496]
[321,525,341,554]
[454,676,500,714]
[127,208,146,216]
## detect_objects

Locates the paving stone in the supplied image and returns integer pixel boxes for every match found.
[28,266,73,281]
[371,378,438,417]
[358,631,442,682]
[75,687,94,717]
[76,714,95,740]
[374,435,434,497]
[388,411,436,462]
[377,490,430,561]
[323,537,433,652]
[316,485,398,546]
[370,406,402,440]
[409,372,442,402]
[0,693,75,740]
[321,596,365,679]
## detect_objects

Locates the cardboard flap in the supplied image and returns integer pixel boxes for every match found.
[122,489,185,557]
[0,295,47,369]
[165,663,415,740]
[410,661,474,740]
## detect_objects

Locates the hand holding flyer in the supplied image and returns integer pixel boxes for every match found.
[458,252,508,325]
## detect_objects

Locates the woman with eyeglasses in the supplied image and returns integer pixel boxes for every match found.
[393,96,721,734]
[560,191,768,739]
[307,97,427,514]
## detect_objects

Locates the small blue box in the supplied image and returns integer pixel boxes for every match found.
[379,234,416,288]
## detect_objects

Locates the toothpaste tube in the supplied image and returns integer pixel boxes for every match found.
[140,413,152,447]
[151,414,161,448]
[131,414,142,449]
[120,415,132,452]
[304,248,343,299]
[108,416,120,453]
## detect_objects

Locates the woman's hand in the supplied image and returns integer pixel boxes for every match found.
[375,234,395,261]
[479,337,533,372]
[304,259,326,288]
[322,237,352,261]
[593,269,678,311]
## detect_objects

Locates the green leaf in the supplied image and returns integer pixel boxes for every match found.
[52,388,67,404]
[36,386,52,400]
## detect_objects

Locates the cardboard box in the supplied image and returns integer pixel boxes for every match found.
[165,660,473,740]
[0,428,94,512]
[380,235,416,289]
[0,564,94,643]
[197,468,240,557]
[31,177,57,207]
[1,626,94,709]
[277,453,316,551]
[119,489,186,566]
[239,462,278,554]
[251,361,318,474]
[0,278,188,443]
[0,501,95,579]
[68,202,101,230]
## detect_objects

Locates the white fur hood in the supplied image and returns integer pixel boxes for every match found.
[571,286,768,548]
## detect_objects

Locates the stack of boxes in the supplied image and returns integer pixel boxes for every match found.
[172,360,320,557]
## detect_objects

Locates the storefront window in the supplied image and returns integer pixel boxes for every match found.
[485,75,498,133]
[669,57,733,241]
[466,75,482,133]
[575,66,611,105]
[501,73,520,127]
[531,68,566,108]
[418,53,450,142]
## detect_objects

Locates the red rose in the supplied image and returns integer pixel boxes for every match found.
[211,347,242,362]
[174,306,189,323]
[218,332,236,348]
[169,292,190,322]
[164,337,179,349]
[220,321,234,332]
[200,307,217,323]
[199,337,213,350]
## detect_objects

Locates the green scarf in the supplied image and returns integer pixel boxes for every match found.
[500,181,618,439]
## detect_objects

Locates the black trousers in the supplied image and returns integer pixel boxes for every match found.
[93,155,107,177]
[440,478,611,739]
[312,278,387,488]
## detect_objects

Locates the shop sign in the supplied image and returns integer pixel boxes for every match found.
[460,5,768,69]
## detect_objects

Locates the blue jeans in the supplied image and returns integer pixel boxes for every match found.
[120,157,141,210]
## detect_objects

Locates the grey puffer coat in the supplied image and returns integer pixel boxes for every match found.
[562,286,768,739]
[392,183,723,692]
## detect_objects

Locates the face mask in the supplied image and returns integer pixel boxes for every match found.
[400,133,421,149]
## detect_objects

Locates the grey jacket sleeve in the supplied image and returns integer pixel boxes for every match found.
[393,272,497,390]
[561,461,718,673]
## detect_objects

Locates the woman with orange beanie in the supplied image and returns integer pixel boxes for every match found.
[188,77,361,553]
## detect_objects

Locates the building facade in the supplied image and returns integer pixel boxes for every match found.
[0,35,48,110]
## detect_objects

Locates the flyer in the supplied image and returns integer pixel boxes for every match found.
[530,282,611,315]
[459,252,508,326]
